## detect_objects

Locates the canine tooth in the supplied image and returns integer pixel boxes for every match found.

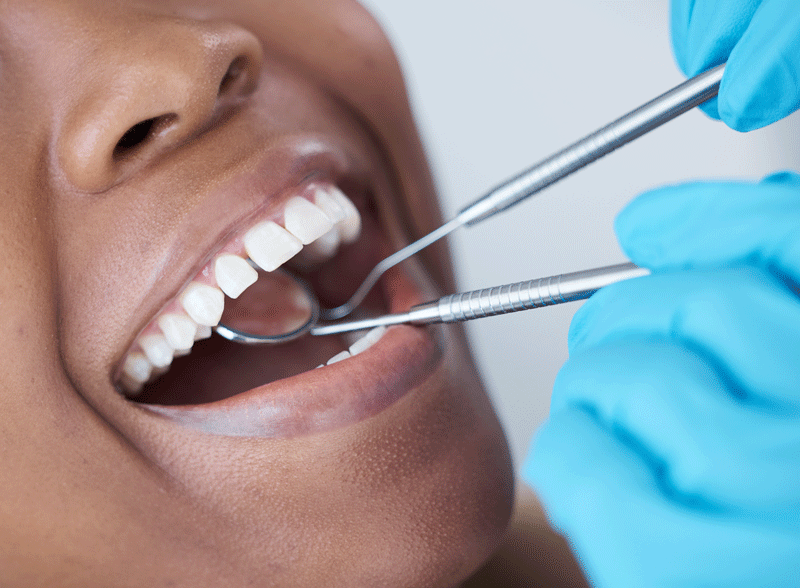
[181,282,225,327]
[158,313,198,351]
[122,351,152,384]
[214,254,258,299]
[195,324,213,340]
[314,187,346,222]
[348,326,387,356]
[283,197,334,245]
[173,347,192,357]
[329,187,361,243]
[139,334,174,369]
[244,221,302,272]
[327,350,352,365]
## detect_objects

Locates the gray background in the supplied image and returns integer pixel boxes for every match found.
[364,0,800,465]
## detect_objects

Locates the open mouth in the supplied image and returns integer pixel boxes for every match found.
[115,176,440,437]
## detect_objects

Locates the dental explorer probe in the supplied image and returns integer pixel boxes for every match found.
[310,262,649,335]
[320,64,725,322]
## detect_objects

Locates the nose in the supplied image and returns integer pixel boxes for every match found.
[57,18,263,192]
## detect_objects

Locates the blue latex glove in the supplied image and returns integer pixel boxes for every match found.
[522,171,800,587]
[671,0,800,130]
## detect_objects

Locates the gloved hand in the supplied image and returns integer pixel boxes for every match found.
[522,171,800,587]
[671,0,800,131]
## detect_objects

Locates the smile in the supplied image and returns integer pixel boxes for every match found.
[114,147,442,439]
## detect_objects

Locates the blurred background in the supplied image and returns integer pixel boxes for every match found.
[363,0,800,465]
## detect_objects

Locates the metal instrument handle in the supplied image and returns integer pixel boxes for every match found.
[310,262,649,336]
[410,262,649,324]
[457,64,725,226]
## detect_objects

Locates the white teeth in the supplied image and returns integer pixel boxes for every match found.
[214,254,258,299]
[327,350,352,365]
[318,327,388,369]
[244,221,302,272]
[118,185,367,394]
[329,186,361,243]
[122,351,153,384]
[283,196,334,245]
[181,282,225,327]
[138,334,175,369]
[348,326,387,356]
[194,324,213,341]
[157,313,198,351]
[314,187,346,223]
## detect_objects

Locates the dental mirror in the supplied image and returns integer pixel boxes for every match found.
[214,268,319,344]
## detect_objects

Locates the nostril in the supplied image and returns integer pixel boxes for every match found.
[113,114,176,160]
[218,55,251,97]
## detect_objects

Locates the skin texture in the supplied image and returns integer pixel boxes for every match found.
[0,1,522,586]
[0,1,593,585]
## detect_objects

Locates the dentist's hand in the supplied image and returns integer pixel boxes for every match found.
[671,0,800,130]
[522,171,800,587]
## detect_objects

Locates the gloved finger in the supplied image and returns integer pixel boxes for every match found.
[615,174,800,280]
[719,0,800,131]
[550,338,800,520]
[670,0,763,119]
[525,409,800,588]
[568,266,800,407]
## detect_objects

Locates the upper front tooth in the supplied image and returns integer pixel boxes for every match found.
[157,313,198,351]
[244,221,303,272]
[214,254,258,299]
[314,187,346,223]
[283,197,334,244]
[327,350,352,365]
[181,282,225,327]
[138,334,175,369]
[329,187,361,243]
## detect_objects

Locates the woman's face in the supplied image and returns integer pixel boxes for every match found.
[0,0,513,585]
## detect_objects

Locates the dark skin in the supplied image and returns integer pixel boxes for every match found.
[0,0,586,585]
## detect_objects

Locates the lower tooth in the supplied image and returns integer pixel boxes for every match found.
[348,326,387,356]
[327,350,352,365]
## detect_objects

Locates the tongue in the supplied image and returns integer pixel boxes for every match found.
[220,269,314,338]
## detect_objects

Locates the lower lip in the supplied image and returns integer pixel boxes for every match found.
[135,263,442,438]
[138,324,438,438]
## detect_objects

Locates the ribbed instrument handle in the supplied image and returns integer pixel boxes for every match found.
[412,262,649,324]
